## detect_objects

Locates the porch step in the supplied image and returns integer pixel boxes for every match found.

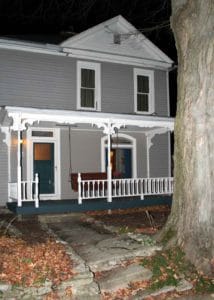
[7,196,172,215]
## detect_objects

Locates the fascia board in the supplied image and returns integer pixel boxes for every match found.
[64,48,172,70]
[142,38,173,64]
[0,42,65,57]
[61,15,173,65]
[5,106,174,131]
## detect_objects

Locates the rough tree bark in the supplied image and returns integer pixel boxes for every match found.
[162,0,214,275]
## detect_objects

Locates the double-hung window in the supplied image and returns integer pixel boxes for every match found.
[134,69,154,114]
[77,61,101,111]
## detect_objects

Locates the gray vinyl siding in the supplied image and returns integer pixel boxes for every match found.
[0,48,169,116]
[138,133,148,177]
[150,133,169,177]
[101,63,133,113]
[60,128,104,199]
[0,129,8,205]
[0,49,76,110]
[154,70,169,116]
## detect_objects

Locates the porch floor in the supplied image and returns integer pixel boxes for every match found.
[7,195,172,215]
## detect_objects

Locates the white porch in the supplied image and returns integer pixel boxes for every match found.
[2,106,174,208]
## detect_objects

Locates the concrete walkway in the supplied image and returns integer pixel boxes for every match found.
[39,213,213,300]
[39,213,161,298]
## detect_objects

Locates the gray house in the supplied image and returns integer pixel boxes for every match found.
[0,16,174,212]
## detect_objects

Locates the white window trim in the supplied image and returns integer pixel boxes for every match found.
[134,68,155,114]
[101,133,137,178]
[77,61,101,111]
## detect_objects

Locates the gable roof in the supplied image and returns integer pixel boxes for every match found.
[61,15,173,69]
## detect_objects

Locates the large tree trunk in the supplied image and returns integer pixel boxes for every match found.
[163,0,214,274]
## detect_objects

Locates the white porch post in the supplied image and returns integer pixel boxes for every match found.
[17,125,22,207]
[146,133,153,178]
[107,129,112,202]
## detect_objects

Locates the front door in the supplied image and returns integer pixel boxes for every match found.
[33,143,55,194]
[105,148,132,178]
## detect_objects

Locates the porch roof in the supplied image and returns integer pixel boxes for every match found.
[2,106,174,132]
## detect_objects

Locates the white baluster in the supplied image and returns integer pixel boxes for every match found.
[78,173,82,204]
[34,173,39,208]
[92,181,95,198]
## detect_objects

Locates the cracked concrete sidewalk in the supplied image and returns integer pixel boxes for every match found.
[40,212,198,299]
[39,212,162,298]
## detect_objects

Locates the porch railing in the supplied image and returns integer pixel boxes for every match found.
[77,173,174,204]
[8,173,39,208]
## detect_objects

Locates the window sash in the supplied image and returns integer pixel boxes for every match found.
[80,88,95,108]
[137,93,149,112]
[80,68,95,108]
[137,75,149,112]
[134,69,154,114]
[81,68,95,88]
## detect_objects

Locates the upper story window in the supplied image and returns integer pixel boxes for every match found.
[77,61,101,111]
[134,69,154,114]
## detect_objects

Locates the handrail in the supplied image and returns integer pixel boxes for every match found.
[77,173,173,204]
[8,173,39,207]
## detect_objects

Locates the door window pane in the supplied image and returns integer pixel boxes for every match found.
[34,143,51,161]
[32,131,53,137]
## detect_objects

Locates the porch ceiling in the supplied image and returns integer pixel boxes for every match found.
[2,106,174,132]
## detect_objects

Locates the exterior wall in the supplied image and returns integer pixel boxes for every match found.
[60,128,104,199]
[137,133,148,177]
[0,130,8,205]
[154,70,169,116]
[101,63,133,113]
[0,49,77,110]
[1,125,170,203]
[0,48,169,117]
[150,133,169,177]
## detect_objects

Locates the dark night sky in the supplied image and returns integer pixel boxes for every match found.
[0,0,177,61]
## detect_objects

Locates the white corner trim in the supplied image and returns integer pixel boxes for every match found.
[134,68,155,114]
[77,61,101,111]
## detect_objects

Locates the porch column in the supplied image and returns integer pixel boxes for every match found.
[17,125,22,207]
[107,130,112,202]
[96,121,124,202]
[146,134,153,178]
[11,115,23,207]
